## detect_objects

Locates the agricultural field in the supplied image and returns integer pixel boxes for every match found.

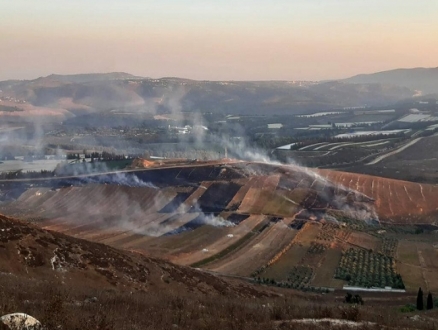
[1,161,438,292]
[341,134,438,183]
[286,266,313,289]
[255,222,321,279]
[275,145,386,168]
[205,221,298,276]
[346,232,381,251]
[316,223,338,242]
[318,169,438,224]
[396,240,429,291]
[381,238,398,257]
[415,242,438,292]
[334,248,405,289]
[311,248,345,288]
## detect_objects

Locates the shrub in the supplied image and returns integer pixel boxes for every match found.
[400,304,416,313]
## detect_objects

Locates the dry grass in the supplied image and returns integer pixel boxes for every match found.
[311,249,345,288]
[1,273,437,330]
[346,232,381,251]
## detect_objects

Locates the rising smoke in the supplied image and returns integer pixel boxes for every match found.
[0,84,379,237]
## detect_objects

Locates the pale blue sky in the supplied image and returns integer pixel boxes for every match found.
[1,0,437,80]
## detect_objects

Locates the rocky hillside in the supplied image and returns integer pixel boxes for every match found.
[0,213,261,297]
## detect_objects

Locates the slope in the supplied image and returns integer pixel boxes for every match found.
[0,213,261,297]
[0,75,414,118]
[343,67,438,94]
[0,161,378,276]
[318,169,438,224]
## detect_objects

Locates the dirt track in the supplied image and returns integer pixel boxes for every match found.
[366,138,422,165]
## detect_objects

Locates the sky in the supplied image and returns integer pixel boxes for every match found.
[1,0,438,81]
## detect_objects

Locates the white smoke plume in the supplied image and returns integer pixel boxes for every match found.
[0,84,380,238]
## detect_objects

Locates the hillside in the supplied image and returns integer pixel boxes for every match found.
[0,74,414,121]
[2,161,438,294]
[343,67,438,95]
[0,212,430,330]
[0,161,377,249]
[0,213,260,297]
[3,161,438,330]
[318,169,438,224]
[337,135,438,184]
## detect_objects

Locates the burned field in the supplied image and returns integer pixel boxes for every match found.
[1,161,438,292]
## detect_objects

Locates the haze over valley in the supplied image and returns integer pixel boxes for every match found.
[2,1,438,329]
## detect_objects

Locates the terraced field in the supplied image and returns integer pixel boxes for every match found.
[0,163,370,246]
[1,161,437,291]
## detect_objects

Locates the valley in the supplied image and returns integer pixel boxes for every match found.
[1,160,438,296]
[1,70,438,329]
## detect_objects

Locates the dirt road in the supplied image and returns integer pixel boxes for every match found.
[366,138,422,165]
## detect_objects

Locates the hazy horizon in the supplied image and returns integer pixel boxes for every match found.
[2,66,438,83]
[1,0,438,81]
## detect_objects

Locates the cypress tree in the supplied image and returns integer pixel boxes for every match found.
[427,292,433,310]
[417,287,424,310]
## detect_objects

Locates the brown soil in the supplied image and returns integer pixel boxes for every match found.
[318,169,438,223]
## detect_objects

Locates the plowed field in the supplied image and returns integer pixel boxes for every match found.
[318,170,438,224]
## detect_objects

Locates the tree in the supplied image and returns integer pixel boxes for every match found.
[427,292,433,310]
[417,287,424,310]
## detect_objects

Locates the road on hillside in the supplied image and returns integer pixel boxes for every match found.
[366,138,422,165]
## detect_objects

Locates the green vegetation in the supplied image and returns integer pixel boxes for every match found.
[400,304,416,313]
[99,159,132,170]
[344,292,364,305]
[335,248,405,289]
[417,287,424,310]
[287,266,313,287]
[0,105,23,112]
[316,223,338,241]
[328,213,370,232]
[253,276,330,294]
[383,225,424,235]
[0,169,55,180]
[252,266,331,294]
[308,242,326,254]
[381,238,398,257]
[427,292,433,310]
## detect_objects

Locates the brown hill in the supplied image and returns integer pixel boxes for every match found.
[318,169,438,224]
[0,213,262,297]
[0,162,377,275]
[4,161,438,327]
[3,162,438,292]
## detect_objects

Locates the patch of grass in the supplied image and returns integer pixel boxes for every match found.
[100,159,133,170]
[400,304,416,313]
[0,266,434,329]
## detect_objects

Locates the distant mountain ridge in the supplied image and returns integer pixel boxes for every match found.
[0,72,414,118]
[42,72,146,83]
[343,67,438,95]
